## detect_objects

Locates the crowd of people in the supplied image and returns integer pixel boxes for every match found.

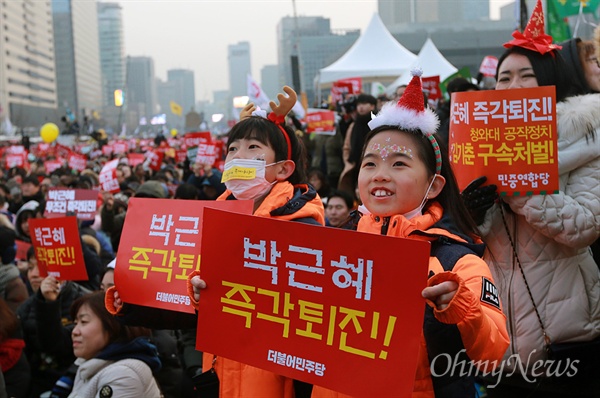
[0,1,599,397]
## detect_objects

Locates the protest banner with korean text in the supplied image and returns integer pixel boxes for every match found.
[45,188,98,220]
[68,153,87,172]
[449,86,559,195]
[196,208,430,397]
[115,198,253,314]
[29,216,87,281]
[306,110,336,136]
[331,77,362,104]
[99,159,120,193]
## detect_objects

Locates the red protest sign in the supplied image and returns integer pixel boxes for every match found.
[331,77,362,104]
[68,153,87,172]
[196,209,430,397]
[146,150,164,171]
[115,198,253,314]
[479,55,498,77]
[45,188,98,220]
[6,153,27,168]
[175,149,187,164]
[449,87,559,196]
[113,141,128,155]
[422,75,441,102]
[102,144,113,156]
[15,240,31,261]
[29,217,87,281]
[44,160,63,174]
[183,131,211,149]
[6,145,26,154]
[127,153,145,167]
[306,110,336,135]
[99,159,120,193]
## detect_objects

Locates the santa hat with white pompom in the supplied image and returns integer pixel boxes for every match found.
[368,68,442,174]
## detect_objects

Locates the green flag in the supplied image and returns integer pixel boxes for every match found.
[547,0,572,43]
[550,0,600,18]
[439,67,472,100]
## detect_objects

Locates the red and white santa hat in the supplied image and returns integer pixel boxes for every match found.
[368,68,442,174]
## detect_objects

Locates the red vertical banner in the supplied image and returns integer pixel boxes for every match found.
[422,75,441,103]
[196,209,430,397]
[146,150,164,171]
[29,217,87,281]
[449,87,559,196]
[99,159,120,193]
[115,199,253,314]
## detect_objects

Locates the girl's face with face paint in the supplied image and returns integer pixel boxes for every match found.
[358,130,440,218]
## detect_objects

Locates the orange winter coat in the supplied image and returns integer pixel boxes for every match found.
[312,203,509,398]
[188,181,325,398]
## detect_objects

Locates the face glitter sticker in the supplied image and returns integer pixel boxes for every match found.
[369,137,413,162]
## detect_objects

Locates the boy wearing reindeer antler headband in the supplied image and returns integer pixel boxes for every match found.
[187,86,325,397]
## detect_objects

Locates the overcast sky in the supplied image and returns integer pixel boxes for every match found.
[114,0,513,102]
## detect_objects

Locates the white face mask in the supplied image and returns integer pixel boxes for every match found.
[222,159,278,201]
[402,175,437,220]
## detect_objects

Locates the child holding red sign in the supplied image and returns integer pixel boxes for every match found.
[310,70,509,397]
[111,86,325,397]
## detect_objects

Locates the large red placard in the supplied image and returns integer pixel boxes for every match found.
[196,208,430,396]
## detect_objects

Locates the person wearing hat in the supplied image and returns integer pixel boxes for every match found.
[9,176,45,214]
[559,37,600,94]
[338,93,377,197]
[462,1,600,395]
[135,180,168,199]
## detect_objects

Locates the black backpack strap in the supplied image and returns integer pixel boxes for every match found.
[424,238,479,398]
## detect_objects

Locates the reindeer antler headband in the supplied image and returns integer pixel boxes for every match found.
[239,86,297,160]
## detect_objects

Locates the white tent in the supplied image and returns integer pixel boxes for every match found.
[316,13,417,88]
[385,38,458,95]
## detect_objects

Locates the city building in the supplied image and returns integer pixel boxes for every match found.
[277,16,359,104]
[0,0,58,130]
[97,2,125,129]
[379,0,489,25]
[52,0,103,123]
[228,41,251,98]
[167,69,195,113]
[260,64,280,101]
[125,56,157,126]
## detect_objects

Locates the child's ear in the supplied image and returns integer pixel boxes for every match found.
[275,160,296,181]
[427,175,446,200]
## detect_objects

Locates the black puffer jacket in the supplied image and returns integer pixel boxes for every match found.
[16,282,90,397]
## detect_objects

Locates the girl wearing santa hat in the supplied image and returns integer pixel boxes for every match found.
[311,69,509,398]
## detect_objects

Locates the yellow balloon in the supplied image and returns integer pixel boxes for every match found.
[40,123,60,143]
[170,128,178,137]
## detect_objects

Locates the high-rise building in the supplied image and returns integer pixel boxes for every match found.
[97,2,125,114]
[52,0,103,120]
[379,0,489,25]
[228,42,251,98]
[167,69,196,113]
[126,56,157,123]
[277,16,359,104]
[0,0,58,129]
[277,16,329,90]
[260,65,280,101]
